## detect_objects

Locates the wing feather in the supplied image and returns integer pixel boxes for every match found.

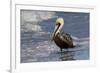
[59,32,73,45]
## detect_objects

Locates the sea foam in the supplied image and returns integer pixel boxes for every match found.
[21,10,56,32]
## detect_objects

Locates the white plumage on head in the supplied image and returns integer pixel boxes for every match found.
[55,17,64,25]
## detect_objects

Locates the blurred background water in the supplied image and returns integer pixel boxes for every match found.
[20,10,89,63]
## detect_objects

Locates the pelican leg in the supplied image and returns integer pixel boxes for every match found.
[60,48,62,56]
[60,48,62,52]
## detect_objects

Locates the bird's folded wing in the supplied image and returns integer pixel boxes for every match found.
[59,32,73,44]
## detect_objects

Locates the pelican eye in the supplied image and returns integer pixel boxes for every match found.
[56,22,61,26]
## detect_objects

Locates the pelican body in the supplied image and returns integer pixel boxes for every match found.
[52,17,74,52]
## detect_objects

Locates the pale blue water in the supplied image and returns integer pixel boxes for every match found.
[21,10,89,63]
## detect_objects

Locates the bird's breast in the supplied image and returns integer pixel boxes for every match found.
[53,32,74,48]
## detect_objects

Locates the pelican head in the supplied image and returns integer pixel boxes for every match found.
[51,17,64,41]
[55,17,64,33]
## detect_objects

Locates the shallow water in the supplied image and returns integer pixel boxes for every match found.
[21,31,89,63]
[21,10,89,63]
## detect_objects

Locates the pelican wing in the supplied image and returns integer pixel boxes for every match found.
[59,32,73,45]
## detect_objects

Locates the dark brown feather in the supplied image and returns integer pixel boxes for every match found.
[53,32,74,49]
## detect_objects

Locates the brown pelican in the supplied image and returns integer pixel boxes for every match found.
[51,17,75,52]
